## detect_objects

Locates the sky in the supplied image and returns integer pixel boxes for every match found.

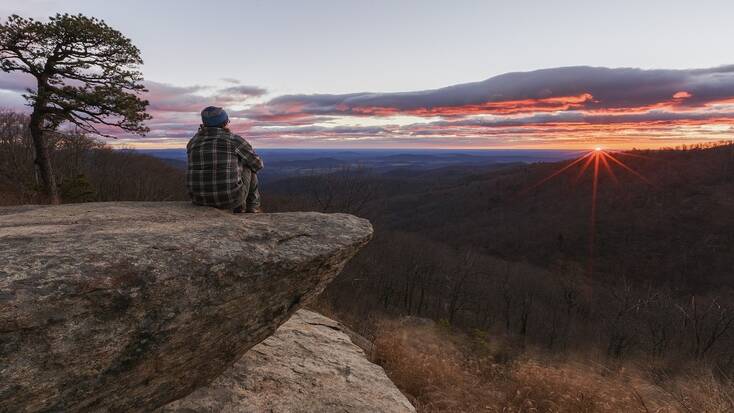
[2,0,734,149]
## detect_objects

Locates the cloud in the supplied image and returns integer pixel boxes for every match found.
[144,81,211,112]
[243,65,734,120]
[0,71,36,93]
[215,85,268,106]
[0,71,34,111]
[0,90,29,111]
[143,82,267,115]
[425,109,734,128]
[247,125,390,140]
[218,85,267,97]
[3,64,734,148]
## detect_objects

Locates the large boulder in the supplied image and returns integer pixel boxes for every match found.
[0,202,372,412]
[162,309,415,413]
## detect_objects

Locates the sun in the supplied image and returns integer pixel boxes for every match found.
[522,147,652,275]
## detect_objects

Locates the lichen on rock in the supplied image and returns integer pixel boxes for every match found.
[0,202,372,412]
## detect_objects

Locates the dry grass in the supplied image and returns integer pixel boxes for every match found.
[372,318,498,411]
[371,318,734,413]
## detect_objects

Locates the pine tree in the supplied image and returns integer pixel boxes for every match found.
[0,14,150,204]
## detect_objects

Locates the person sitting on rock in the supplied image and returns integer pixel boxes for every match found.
[186,106,263,213]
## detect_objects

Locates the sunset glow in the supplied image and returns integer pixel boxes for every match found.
[110,66,733,150]
[2,2,733,149]
[4,59,734,151]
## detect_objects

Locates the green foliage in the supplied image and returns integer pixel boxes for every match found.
[0,13,151,136]
[59,173,96,203]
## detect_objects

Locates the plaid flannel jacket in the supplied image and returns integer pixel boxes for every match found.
[186,126,264,208]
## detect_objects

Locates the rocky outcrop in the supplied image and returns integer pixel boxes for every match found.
[0,202,372,412]
[162,310,415,413]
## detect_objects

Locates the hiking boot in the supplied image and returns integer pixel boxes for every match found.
[245,207,262,214]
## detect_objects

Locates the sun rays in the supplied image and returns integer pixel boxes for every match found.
[524,148,652,274]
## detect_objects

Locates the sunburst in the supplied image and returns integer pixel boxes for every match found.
[523,148,652,274]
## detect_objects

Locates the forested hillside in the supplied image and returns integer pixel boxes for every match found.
[381,143,734,290]
[0,112,187,206]
[263,143,734,410]
[267,143,734,362]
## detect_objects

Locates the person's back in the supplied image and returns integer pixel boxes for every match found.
[186,106,263,212]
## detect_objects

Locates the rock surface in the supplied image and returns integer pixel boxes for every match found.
[162,309,415,413]
[0,202,372,412]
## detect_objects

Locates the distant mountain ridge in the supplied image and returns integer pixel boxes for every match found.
[137,148,580,184]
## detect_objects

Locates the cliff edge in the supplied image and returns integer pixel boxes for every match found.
[162,309,415,413]
[0,202,372,412]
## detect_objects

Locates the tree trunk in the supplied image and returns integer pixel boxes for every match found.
[30,79,60,205]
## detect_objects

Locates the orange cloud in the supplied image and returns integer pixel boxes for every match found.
[402,93,595,117]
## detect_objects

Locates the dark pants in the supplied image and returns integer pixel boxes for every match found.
[233,169,260,213]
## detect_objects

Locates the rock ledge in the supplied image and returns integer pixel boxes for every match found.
[162,309,415,413]
[0,202,372,412]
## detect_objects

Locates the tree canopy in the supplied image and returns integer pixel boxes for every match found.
[0,13,150,137]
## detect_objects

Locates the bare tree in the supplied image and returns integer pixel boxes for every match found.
[306,164,377,215]
[677,296,734,359]
[446,252,477,324]
[0,110,35,202]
